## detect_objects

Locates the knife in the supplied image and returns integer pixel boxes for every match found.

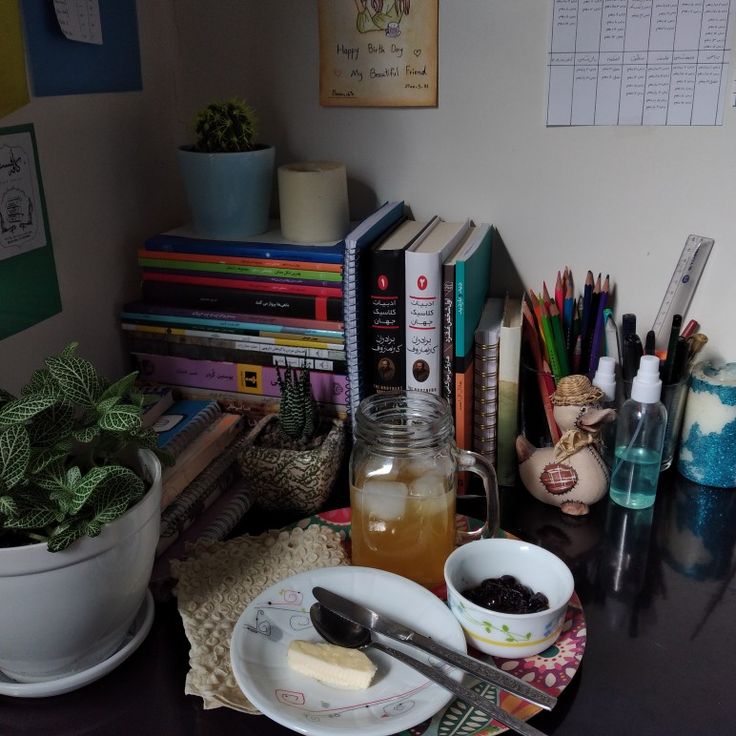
[313,586,557,711]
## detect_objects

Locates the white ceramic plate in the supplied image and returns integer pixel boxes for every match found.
[0,590,154,698]
[230,566,467,736]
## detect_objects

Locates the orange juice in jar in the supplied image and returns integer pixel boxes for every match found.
[350,453,456,588]
[349,393,499,589]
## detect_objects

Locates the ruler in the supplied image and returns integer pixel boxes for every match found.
[651,234,714,354]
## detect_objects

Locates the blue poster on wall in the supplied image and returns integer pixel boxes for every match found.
[21,0,142,96]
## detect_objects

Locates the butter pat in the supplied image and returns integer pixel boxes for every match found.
[287,639,377,690]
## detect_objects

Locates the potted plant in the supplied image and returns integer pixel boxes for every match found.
[0,343,165,683]
[238,365,345,515]
[177,97,275,239]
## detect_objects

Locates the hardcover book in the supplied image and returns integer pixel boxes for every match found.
[137,248,343,273]
[141,279,343,322]
[497,295,523,486]
[143,220,347,264]
[138,255,342,282]
[134,353,348,407]
[404,218,470,394]
[365,218,432,394]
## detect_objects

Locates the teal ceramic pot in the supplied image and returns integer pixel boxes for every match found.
[177,144,275,239]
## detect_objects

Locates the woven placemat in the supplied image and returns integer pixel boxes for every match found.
[171,524,349,711]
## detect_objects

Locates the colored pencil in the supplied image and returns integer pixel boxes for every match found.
[540,298,563,381]
[522,302,560,443]
[548,301,570,377]
[588,274,609,374]
[554,271,564,317]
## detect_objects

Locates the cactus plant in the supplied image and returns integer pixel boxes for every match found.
[192,98,258,153]
[275,365,318,444]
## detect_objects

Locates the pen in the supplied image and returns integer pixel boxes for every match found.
[604,308,620,364]
[662,314,683,382]
[645,330,655,356]
[588,274,609,375]
[623,333,643,382]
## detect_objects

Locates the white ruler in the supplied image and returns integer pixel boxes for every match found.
[651,234,714,353]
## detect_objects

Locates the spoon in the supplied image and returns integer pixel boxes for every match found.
[309,603,548,736]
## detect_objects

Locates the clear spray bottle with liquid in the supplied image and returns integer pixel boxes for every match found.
[609,354,667,509]
[593,356,617,468]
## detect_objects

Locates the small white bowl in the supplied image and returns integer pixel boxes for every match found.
[444,538,574,658]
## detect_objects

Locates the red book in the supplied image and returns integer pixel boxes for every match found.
[141,271,341,298]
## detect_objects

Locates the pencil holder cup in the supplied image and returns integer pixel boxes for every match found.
[621,374,689,471]
[519,358,556,450]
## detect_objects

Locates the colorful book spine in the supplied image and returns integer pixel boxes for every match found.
[141,271,342,298]
[135,282,344,323]
[121,322,343,350]
[497,295,523,486]
[123,300,343,336]
[138,257,342,282]
[125,329,345,361]
[137,248,343,273]
[153,399,222,458]
[364,218,436,394]
[404,219,469,394]
[141,267,339,290]
[133,353,348,406]
[143,226,345,264]
[441,258,457,415]
[126,334,347,374]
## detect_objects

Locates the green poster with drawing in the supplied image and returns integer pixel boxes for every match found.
[0,122,61,340]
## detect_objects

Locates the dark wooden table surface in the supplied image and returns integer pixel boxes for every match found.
[2,470,735,735]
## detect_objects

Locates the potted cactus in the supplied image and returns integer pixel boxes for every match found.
[0,343,166,684]
[238,365,345,515]
[177,97,275,239]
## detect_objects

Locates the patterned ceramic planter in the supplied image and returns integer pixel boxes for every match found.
[238,415,345,515]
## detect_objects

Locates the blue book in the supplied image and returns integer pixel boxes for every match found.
[454,224,493,360]
[153,399,222,458]
[144,221,346,264]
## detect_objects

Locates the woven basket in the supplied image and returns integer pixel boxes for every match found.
[238,415,346,515]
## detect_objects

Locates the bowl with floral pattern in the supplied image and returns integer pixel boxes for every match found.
[444,538,574,658]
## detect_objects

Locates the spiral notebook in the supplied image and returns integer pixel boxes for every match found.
[153,399,222,458]
[342,201,405,433]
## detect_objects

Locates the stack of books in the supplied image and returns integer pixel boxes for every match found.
[363,217,495,455]
[123,222,352,423]
[148,398,249,551]
[123,204,406,433]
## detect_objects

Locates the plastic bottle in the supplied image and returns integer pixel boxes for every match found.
[593,356,617,468]
[609,354,667,509]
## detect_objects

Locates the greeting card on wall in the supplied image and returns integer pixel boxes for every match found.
[0,124,62,340]
[319,0,439,107]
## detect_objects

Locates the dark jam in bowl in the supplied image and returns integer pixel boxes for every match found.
[462,575,550,614]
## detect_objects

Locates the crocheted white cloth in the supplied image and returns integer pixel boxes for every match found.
[171,524,348,712]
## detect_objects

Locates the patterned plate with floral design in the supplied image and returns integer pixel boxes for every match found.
[290,508,587,736]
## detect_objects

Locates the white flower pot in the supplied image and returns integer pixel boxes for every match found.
[0,450,162,682]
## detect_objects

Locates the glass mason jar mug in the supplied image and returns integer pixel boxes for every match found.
[350,392,499,589]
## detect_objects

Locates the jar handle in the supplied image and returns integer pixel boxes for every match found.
[455,449,500,542]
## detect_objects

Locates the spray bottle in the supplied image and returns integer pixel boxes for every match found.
[593,356,617,468]
[609,354,667,509]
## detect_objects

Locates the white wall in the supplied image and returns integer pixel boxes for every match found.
[175,0,736,363]
[1,0,732,398]
[0,1,186,393]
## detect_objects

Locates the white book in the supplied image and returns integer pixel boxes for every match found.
[404,218,471,394]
